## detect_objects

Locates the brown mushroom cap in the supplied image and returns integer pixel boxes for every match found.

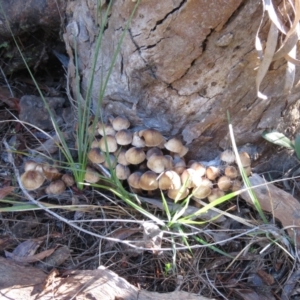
[164,138,184,153]
[217,175,232,191]
[132,131,146,147]
[164,155,174,170]
[103,154,117,169]
[139,171,158,191]
[24,160,38,172]
[88,148,106,164]
[115,164,131,180]
[173,156,186,175]
[111,116,130,131]
[225,165,238,179]
[90,139,100,149]
[21,170,45,190]
[206,166,220,181]
[190,162,206,177]
[147,155,166,173]
[231,179,242,192]
[42,165,62,181]
[207,188,225,203]
[158,170,181,190]
[181,168,202,188]
[97,123,116,136]
[127,172,143,189]
[236,151,251,167]
[139,129,164,147]
[146,147,163,160]
[220,149,235,164]
[125,147,146,165]
[62,174,75,187]
[99,135,118,153]
[115,129,133,145]
[45,180,66,195]
[84,167,101,183]
[115,149,130,166]
[192,179,213,199]
[167,187,189,201]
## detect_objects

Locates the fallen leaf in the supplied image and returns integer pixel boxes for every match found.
[0,186,15,199]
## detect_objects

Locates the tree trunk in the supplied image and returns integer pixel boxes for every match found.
[64,0,300,172]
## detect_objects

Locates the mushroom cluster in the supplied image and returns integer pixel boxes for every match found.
[20,161,75,194]
[86,115,252,203]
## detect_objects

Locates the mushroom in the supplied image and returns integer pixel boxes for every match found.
[84,167,101,183]
[224,166,238,179]
[115,149,130,166]
[45,180,66,195]
[62,174,75,187]
[158,170,181,190]
[139,129,164,147]
[231,179,242,192]
[97,123,116,136]
[115,129,133,146]
[125,147,146,165]
[243,166,252,177]
[164,155,174,170]
[207,188,225,203]
[217,175,232,191]
[102,154,117,169]
[42,165,62,181]
[190,162,206,177]
[115,164,131,180]
[206,166,220,181]
[111,116,130,131]
[90,139,100,149]
[146,147,163,160]
[20,170,45,190]
[236,151,251,167]
[220,149,235,164]
[127,171,142,193]
[24,160,38,172]
[139,170,158,191]
[173,156,186,175]
[164,138,188,157]
[99,135,118,153]
[88,148,106,164]
[181,168,202,188]
[167,187,189,201]
[132,131,146,147]
[147,155,166,173]
[192,179,213,199]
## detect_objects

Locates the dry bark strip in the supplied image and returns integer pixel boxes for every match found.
[241,173,300,247]
[0,257,215,300]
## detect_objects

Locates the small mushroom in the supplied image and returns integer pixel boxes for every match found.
[103,154,117,169]
[139,129,164,147]
[115,129,133,145]
[115,164,131,180]
[62,174,75,187]
[224,166,238,179]
[24,160,38,172]
[84,167,101,183]
[111,116,130,131]
[158,170,181,190]
[21,170,45,191]
[146,147,163,160]
[206,166,220,181]
[127,171,142,193]
[181,168,202,188]
[192,178,213,199]
[217,175,232,191]
[236,151,251,168]
[125,147,146,165]
[88,148,106,164]
[97,123,116,136]
[42,165,62,181]
[190,162,206,177]
[99,135,118,153]
[164,138,188,157]
[139,170,158,191]
[207,188,225,203]
[231,179,242,192]
[173,156,186,175]
[115,149,130,166]
[90,139,100,149]
[220,149,235,164]
[164,155,174,170]
[167,187,189,201]
[243,166,252,177]
[147,155,166,173]
[132,132,146,147]
[45,180,66,195]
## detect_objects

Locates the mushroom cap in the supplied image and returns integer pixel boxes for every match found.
[220,149,235,164]
[181,168,202,188]
[217,175,232,191]
[243,166,251,176]
[146,147,163,160]
[158,170,181,190]
[111,116,130,131]
[190,162,206,177]
[164,138,184,153]
[97,123,116,136]
[192,179,213,199]
[115,164,131,180]
[103,154,117,168]
[115,129,133,145]
[45,180,66,195]
[167,187,189,201]
[125,147,146,165]
[207,188,225,203]
[173,156,186,175]
[88,148,106,164]
[225,165,238,179]
[206,166,220,181]
[115,149,130,166]
[237,151,251,167]
[24,160,38,172]
[90,139,100,149]
[139,171,158,191]
[164,155,174,170]
[139,129,164,147]
[132,132,146,147]
[21,170,45,190]
[127,172,142,189]
[99,135,118,153]
[147,155,166,173]
[62,174,75,187]
[231,179,242,192]
[178,145,189,157]
[84,167,101,183]
[42,165,62,181]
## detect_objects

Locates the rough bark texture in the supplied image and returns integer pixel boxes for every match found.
[66,0,300,170]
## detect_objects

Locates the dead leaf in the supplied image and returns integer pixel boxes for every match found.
[0,186,15,199]
[257,269,275,285]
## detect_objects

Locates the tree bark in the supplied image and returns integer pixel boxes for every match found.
[63,0,300,172]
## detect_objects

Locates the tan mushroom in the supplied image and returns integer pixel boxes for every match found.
[225,166,238,179]
[217,175,232,191]
[21,170,45,191]
[90,139,100,149]
[42,165,62,181]
[206,166,220,181]
[24,160,38,172]
[97,123,116,136]
[99,135,118,153]
[173,156,186,175]
[231,179,242,192]
[88,148,105,164]
[139,171,158,191]
[115,149,130,166]
[164,155,174,170]
[132,131,146,147]
[62,174,75,187]
[220,149,235,164]
[127,171,142,193]
[236,151,251,167]
[181,168,202,188]
[192,178,213,199]
[103,154,117,169]
[125,147,146,165]
[111,116,130,131]
[147,155,166,173]
[45,180,66,195]
[115,164,131,180]
[190,162,206,177]
[146,147,163,160]
[158,170,181,190]
[167,187,189,201]
[164,138,184,154]
[84,167,101,183]
[207,188,225,203]
[139,129,164,147]
[115,129,133,146]
[243,166,252,177]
